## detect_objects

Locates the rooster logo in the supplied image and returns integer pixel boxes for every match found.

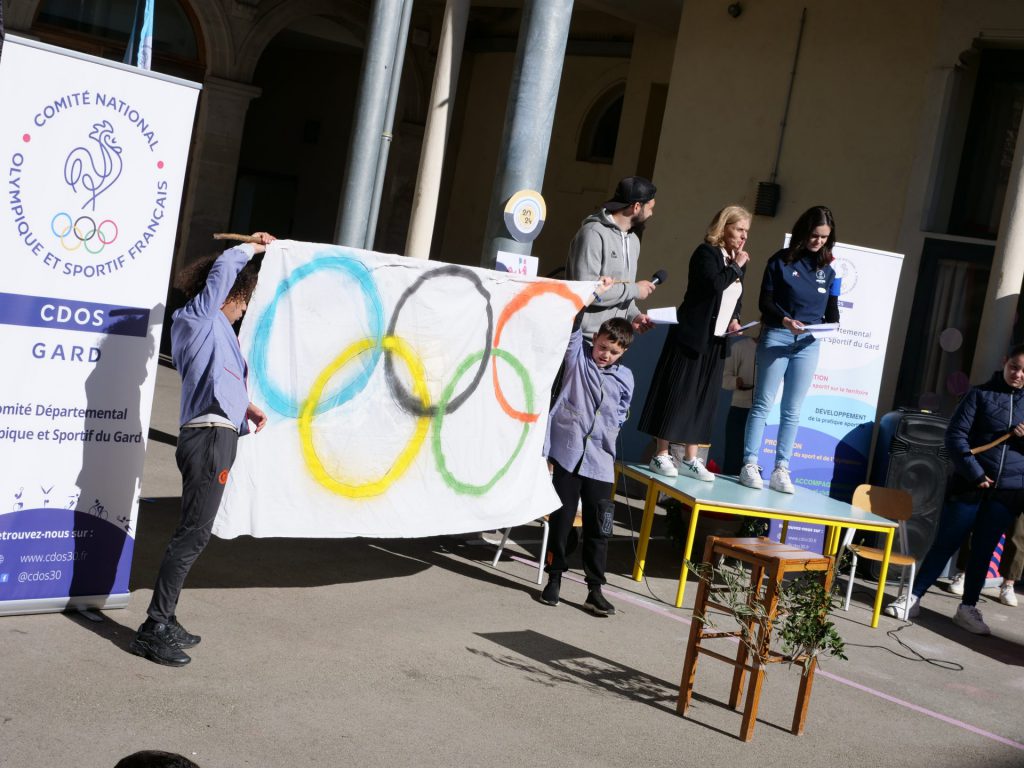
[64,120,124,210]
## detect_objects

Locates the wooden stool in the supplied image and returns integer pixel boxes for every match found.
[677,536,834,741]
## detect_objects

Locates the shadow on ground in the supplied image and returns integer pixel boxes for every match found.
[471,629,794,740]
[130,497,432,591]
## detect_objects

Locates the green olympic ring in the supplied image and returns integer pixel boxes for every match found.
[431,347,535,496]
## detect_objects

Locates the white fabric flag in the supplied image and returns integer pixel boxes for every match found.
[214,241,594,539]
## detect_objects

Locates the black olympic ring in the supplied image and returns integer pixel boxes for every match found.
[74,216,97,241]
[384,264,494,418]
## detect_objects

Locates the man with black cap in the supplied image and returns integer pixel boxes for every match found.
[567,176,658,340]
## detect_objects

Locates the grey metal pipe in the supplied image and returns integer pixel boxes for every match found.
[334,0,405,248]
[364,0,414,251]
[479,0,574,268]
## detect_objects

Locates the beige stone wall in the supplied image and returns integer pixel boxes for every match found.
[643,0,1024,411]
[608,23,676,188]
[643,0,938,301]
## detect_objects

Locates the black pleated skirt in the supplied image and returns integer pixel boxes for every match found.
[638,336,727,444]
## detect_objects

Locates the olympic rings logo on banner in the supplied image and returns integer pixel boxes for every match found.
[251,251,584,498]
[50,212,118,254]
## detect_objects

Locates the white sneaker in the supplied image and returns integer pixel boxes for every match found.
[649,454,678,477]
[953,603,991,635]
[738,463,763,489]
[883,592,920,619]
[947,571,965,596]
[999,583,1018,607]
[769,466,795,494]
[680,457,714,482]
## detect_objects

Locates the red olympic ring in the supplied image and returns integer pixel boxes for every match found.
[491,281,583,423]
[97,219,119,245]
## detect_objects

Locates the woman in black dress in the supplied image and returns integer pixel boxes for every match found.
[639,205,751,481]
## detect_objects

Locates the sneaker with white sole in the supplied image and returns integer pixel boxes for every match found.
[649,454,678,477]
[738,463,763,489]
[953,603,991,635]
[680,457,714,482]
[883,592,920,619]
[947,571,965,596]
[999,583,1018,607]
[769,466,795,494]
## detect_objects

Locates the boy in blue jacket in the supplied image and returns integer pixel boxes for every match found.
[542,277,634,615]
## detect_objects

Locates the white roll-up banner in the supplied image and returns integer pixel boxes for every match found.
[0,37,200,616]
[762,240,904,551]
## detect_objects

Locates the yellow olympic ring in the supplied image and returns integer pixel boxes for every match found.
[299,335,431,498]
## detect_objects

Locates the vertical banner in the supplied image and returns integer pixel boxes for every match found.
[764,241,904,551]
[0,38,200,615]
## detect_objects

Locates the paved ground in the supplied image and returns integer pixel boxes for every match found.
[3,365,1023,767]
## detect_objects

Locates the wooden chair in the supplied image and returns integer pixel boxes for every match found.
[839,484,915,619]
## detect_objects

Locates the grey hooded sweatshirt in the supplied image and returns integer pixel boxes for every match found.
[566,209,642,339]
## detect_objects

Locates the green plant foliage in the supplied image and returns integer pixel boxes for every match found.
[777,573,847,670]
[685,556,847,673]
[736,517,769,538]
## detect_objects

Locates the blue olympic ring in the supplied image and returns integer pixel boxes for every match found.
[250,252,385,418]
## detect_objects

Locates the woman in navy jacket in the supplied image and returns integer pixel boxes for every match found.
[740,206,839,493]
[639,205,750,481]
[886,347,1024,633]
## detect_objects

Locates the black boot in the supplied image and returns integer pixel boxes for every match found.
[584,587,616,616]
[540,574,561,606]
[129,619,191,666]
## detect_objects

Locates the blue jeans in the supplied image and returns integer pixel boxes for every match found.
[913,494,1018,606]
[742,327,820,469]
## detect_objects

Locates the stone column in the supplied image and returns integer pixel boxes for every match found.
[175,76,261,270]
[970,121,1024,380]
[405,0,470,260]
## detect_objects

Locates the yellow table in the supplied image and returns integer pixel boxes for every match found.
[616,462,899,628]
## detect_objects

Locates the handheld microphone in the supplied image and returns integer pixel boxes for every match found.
[651,269,668,285]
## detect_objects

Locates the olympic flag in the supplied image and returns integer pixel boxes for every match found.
[0,37,199,615]
[215,241,592,539]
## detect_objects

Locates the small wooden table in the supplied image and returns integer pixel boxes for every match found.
[615,462,898,628]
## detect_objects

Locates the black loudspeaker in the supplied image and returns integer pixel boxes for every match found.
[870,409,952,564]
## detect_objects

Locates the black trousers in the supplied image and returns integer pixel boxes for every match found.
[547,459,612,587]
[147,426,238,624]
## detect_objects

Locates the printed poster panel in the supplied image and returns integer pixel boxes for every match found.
[762,241,904,551]
[0,38,199,615]
[215,242,589,539]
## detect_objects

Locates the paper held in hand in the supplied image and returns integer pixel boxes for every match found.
[725,320,759,336]
[647,307,678,324]
[801,322,839,336]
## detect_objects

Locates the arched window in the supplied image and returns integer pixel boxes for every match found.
[577,83,625,164]
[33,0,204,81]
